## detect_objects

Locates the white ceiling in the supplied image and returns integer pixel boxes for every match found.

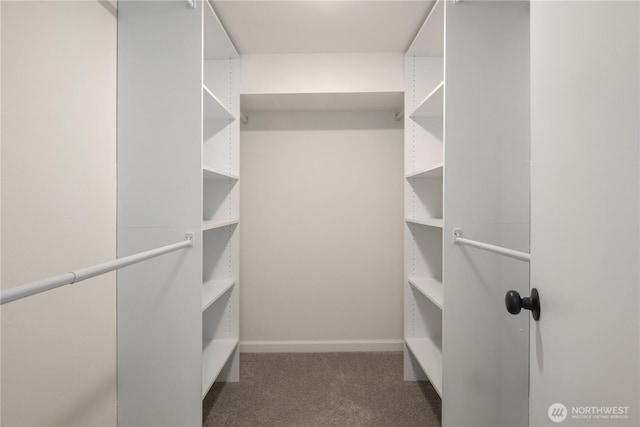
[211,1,436,54]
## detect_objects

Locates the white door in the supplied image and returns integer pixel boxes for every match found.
[529,1,639,426]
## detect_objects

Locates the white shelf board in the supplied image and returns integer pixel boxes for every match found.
[202,338,238,397]
[202,279,236,312]
[203,85,235,120]
[410,81,444,119]
[203,166,239,181]
[240,92,403,113]
[406,0,444,57]
[405,337,443,396]
[204,0,238,60]
[408,277,443,309]
[406,217,444,229]
[202,218,239,231]
[406,162,444,179]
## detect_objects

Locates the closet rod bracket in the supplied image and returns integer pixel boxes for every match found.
[452,227,463,244]
[185,232,194,246]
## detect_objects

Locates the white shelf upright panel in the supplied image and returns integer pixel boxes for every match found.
[403,0,445,399]
[201,0,241,397]
[117,1,240,424]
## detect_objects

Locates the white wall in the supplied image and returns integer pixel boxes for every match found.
[241,53,403,95]
[240,111,404,352]
[1,1,117,425]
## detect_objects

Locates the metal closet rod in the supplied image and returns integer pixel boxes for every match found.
[0,233,194,305]
[452,228,530,262]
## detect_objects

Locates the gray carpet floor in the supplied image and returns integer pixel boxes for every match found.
[203,352,441,427]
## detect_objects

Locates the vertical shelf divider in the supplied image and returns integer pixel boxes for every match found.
[201,0,241,396]
[403,0,445,399]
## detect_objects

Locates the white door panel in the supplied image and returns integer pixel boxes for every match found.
[530,1,639,426]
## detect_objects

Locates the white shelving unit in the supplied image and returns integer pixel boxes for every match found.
[117,0,532,425]
[202,338,239,397]
[202,279,236,311]
[405,162,443,179]
[201,0,240,398]
[405,336,443,395]
[117,1,240,424]
[402,1,531,425]
[405,217,444,229]
[403,0,444,399]
[410,80,444,119]
[203,84,235,120]
[202,219,240,231]
[203,166,239,181]
[408,277,443,310]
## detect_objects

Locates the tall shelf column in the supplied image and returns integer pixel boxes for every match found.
[201,0,241,395]
[403,0,444,397]
[117,1,239,425]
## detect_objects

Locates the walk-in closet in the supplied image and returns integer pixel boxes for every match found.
[1,1,638,427]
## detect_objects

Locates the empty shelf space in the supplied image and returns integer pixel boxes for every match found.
[202,338,238,398]
[203,166,239,181]
[410,81,444,119]
[202,279,236,312]
[203,85,235,120]
[408,277,443,309]
[406,0,444,57]
[202,219,239,231]
[406,163,444,179]
[203,0,239,60]
[406,217,444,229]
[405,337,443,397]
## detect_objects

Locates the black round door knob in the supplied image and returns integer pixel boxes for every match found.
[505,288,540,321]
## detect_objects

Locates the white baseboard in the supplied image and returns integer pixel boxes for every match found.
[239,339,403,353]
